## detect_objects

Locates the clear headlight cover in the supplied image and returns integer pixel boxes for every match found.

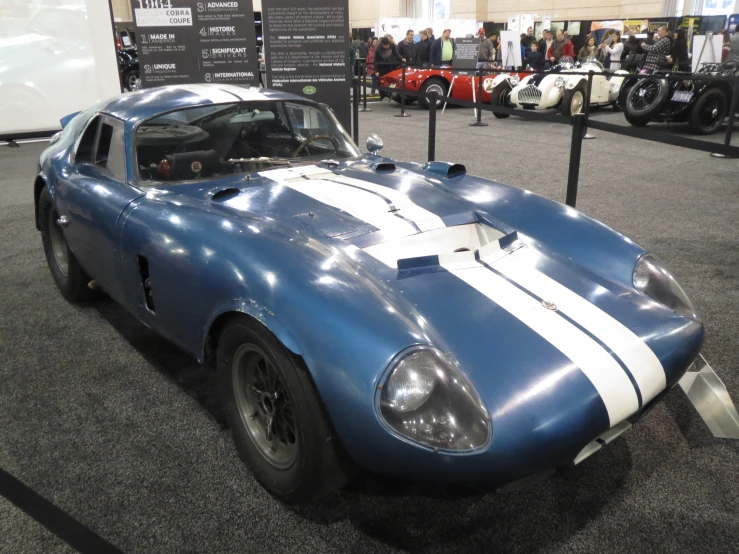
[555,76,566,88]
[378,347,492,452]
[633,253,699,321]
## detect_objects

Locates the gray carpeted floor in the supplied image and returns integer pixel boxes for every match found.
[1,104,738,554]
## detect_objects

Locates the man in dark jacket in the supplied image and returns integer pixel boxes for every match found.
[430,28,454,67]
[416,29,432,67]
[357,37,369,60]
[374,37,401,99]
[521,26,535,53]
[396,29,416,63]
[641,26,671,72]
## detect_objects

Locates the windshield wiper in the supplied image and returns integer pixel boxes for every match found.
[227,157,292,166]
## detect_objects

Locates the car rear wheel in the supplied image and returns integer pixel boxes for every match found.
[624,113,651,127]
[689,88,727,135]
[123,69,141,92]
[490,84,511,119]
[418,77,449,110]
[625,78,669,118]
[561,83,587,117]
[39,187,98,302]
[216,315,357,503]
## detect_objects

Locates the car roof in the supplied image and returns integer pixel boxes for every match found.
[102,84,309,127]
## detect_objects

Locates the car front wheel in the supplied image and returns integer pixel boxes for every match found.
[625,78,669,118]
[39,187,98,302]
[216,315,356,503]
[689,88,727,135]
[561,83,587,117]
[123,69,141,92]
[490,84,512,119]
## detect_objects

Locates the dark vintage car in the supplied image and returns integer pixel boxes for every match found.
[118,47,140,92]
[619,60,739,135]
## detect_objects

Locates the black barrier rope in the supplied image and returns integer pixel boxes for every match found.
[353,60,739,206]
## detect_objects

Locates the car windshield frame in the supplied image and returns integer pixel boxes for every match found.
[133,99,360,186]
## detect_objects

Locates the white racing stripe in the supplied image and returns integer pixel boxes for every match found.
[328,175,445,232]
[442,263,640,426]
[260,163,651,426]
[493,248,666,404]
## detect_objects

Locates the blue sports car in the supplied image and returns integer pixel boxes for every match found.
[35,84,709,503]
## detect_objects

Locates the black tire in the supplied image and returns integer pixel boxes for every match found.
[217,315,356,503]
[625,78,669,118]
[418,77,449,110]
[39,187,98,302]
[689,88,727,135]
[561,83,588,117]
[123,69,140,92]
[490,84,511,119]
[624,113,650,127]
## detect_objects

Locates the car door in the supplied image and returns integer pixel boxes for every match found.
[54,114,143,303]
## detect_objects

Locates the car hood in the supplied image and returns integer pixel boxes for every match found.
[160,160,702,456]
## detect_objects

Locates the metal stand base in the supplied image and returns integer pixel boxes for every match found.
[679,354,739,439]
[710,152,731,158]
[8,140,19,148]
[583,133,596,140]
[395,113,411,117]
[469,121,489,127]
[359,108,373,113]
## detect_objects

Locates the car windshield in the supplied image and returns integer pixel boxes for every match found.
[136,100,359,183]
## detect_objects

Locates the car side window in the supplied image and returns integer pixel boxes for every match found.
[75,116,100,164]
[95,117,127,182]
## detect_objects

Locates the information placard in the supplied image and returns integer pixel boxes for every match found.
[130,0,258,88]
[452,38,480,70]
[262,0,351,133]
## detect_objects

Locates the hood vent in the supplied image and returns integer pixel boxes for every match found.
[423,162,466,179]
[372,162,396,173]
[211,187,241,202]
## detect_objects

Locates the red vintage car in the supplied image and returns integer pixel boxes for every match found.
[379,67,530,110]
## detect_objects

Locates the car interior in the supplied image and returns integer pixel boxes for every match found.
[135,101,358,182]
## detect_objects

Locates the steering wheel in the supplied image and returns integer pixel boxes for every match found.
[291,134,341,158]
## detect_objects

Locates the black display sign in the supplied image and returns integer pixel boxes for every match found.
[262,0,351,133]
[452,38,481,71]
[130,0,258,88]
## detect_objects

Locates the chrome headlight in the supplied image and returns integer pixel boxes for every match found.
[509,75,520,86]
[633,253,699,321]
[49,131,62,145]
[555,76,566,89]
[378,346,492,452]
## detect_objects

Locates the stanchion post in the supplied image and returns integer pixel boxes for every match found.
[469,66,489,127]
[583,70,596,140]
[566,114,585,207]
[395,64,411,118]
[352,76,359,145]
[712,76,738,158]
[428,91,437,162]
[359,60,372,113]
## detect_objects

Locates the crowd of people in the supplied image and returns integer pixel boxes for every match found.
[350,24,739,95]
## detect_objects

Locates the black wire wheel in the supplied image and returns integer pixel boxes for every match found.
[216,315,357,503]
[232,344,298,469]
[38,187,97,302]
[625,78,669,118]
[490,84,512,119]
[689,88,727,135]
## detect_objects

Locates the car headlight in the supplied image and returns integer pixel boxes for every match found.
[49,131,62,145]
[555,76,566,89]
[633,253,699,321]
[378,346,492,452]
[509,75,520,86]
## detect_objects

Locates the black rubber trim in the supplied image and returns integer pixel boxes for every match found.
[0,466,125,554]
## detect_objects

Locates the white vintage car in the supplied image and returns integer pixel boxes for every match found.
[508,57,628,116]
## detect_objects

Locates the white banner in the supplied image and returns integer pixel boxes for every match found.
[376,18,481,45]
[0,1,121,137]
[500,30,522,68]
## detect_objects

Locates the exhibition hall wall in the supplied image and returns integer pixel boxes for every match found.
[0,0,121,137]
